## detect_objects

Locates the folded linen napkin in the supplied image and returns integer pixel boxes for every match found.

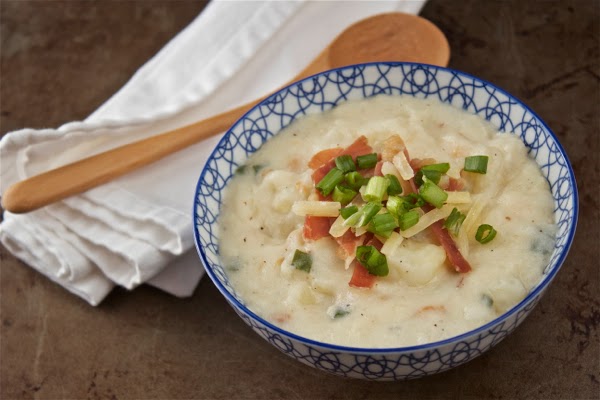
[0,0,425,305]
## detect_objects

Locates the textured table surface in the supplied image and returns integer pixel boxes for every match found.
[1,1,598,399]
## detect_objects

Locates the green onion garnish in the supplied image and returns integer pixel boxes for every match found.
[398,210,420,231]
[422,163,450,173]
[405,193,426,208]
[363,176,389,203]
[481,293,494,307]
[464,155,489,174]
[415,169,442,186]
[414,163,450,186]
[344,171,366,190]
[444,207,466,236]
[334,155,356,173]
[334,309,350,318]
[385,174,403,196]
[340,205,359,219]
[291,249,312,272]
[316,167,344,196]
[475,224,497,244]
[332,185,357,206]
[386,195,410,219]
[367,213,398,238]
[419,178,448,208]
[356,153,378,170]
[343,202,381,227]
[356,245,389,276]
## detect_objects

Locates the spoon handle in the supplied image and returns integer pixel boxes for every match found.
[1,100,256,214]
[1,50,330,214]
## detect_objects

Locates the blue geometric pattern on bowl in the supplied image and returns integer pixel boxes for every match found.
[193,62,578,380]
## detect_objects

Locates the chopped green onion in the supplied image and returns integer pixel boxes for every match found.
[344,171,366,190]
[475,224,497,244]
[334,155,356,173]
[332,185,357,206]
[415,169,442,186]
[340,205,359,219]
[367,213,398,238]
[386,195,410,219]
[398,210,420,231]
[343,202,381,227]
[363,176,389,202]
[316,167,344,196]
[291,249,312,272]
[415,163,451,185]
[419,178,448,208]
[405,193,426,208]
[334,309,350,318]
[464,155,489,174]
[356,153,378,170]
[385,174,403,195]
[481,293,494,307]
[356,245,389,276]
[444,207,466,236]
[422,163,450,173]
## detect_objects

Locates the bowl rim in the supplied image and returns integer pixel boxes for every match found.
[193,61,579,353]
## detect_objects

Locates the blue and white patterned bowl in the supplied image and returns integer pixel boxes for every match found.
[193,62,578,380]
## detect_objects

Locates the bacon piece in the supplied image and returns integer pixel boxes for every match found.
[373,160,384,177]
[311,136,373,183]
[308,147,343,169]
[335,230,365,261]
[349,261,376,288]
[429,220,472,273]
[409,157,437,171]
[302,216,333,241]
[364,235,383,251]
[445,177,465,191]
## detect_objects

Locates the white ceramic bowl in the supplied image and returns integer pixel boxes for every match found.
[193,62,578,380]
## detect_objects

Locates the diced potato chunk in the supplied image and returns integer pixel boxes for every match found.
[388,240,446,286]
[488,277,527,313]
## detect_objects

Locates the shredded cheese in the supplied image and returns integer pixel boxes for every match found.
[400,204,455,238]
[354,226,368,236]
[292,201,341,217]
[381,161,402,180]
[381,231,404,256]
[457,194,488,256]
[329,215,350,238]
[392,152,415,180]
[457,147,506,255]
[445,191,472,204]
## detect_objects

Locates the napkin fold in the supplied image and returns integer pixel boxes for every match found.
[0,0,425,305]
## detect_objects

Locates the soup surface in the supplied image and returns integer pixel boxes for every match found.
[219,95,556,348]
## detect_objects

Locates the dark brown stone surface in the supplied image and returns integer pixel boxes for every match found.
[1,0,598,398]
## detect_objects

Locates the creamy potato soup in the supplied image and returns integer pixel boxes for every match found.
[218,95,556,348]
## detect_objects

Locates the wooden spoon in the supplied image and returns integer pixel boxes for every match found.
[2,12,449,213]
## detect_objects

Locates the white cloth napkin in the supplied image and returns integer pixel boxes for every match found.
[0,0,425,305]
